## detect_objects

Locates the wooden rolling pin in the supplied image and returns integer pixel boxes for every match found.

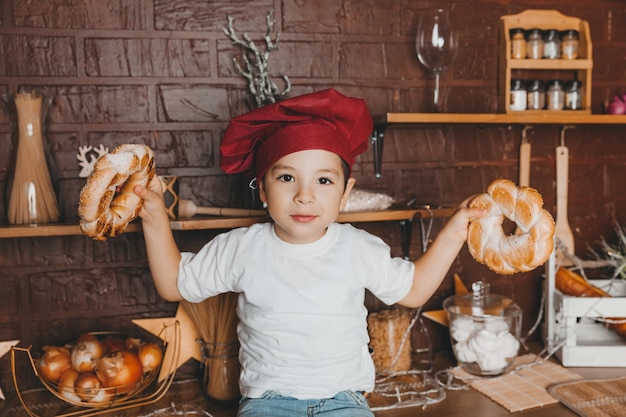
[177,199,266,218]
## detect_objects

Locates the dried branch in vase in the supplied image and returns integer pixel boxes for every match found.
[224,10,291,108]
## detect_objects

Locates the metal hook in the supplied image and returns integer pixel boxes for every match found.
[522,125,533,144]
[560,125,575,146]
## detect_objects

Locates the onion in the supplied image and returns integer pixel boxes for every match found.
[58,369,82,403]
[606,95,626,115]
[37,345,71,382]
[95,350,143,393]
[71,334,106,372]
[102,335,126,353]
[138,342,163,372]
[74,372,113,403]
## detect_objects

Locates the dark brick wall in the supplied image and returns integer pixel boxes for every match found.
[1,0,625,397]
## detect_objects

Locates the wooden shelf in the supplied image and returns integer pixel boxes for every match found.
[0,208,455,239]
[374,113,626,125]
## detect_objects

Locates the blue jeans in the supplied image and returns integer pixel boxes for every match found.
[237,390,374,417]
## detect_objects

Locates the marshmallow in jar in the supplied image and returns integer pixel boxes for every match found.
[443,281,522,376]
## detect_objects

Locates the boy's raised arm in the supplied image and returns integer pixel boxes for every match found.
[134,177,183,302]
[398,204,485,308]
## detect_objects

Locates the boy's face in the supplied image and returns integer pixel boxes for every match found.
[259,149,355,244]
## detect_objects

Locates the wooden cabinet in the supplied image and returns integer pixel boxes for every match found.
[498,10,592,114]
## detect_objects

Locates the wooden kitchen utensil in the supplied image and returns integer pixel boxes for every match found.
[177,199,266,218]
[555,126,575,264]
[515,126,532,235]
[519,126,532,188]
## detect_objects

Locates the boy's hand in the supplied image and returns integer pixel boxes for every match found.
[445,196,487,244]
[134,176,169,224]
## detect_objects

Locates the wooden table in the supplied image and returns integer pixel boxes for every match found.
[3,354,624,417]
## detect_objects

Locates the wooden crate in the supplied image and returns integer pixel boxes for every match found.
[499,10,592,114]
[544,257,626,367]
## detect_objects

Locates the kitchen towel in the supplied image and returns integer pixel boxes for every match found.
[451,354,582,412]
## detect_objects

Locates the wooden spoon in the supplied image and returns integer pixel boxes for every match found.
[555,126,575,264]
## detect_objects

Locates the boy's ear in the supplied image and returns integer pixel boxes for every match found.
[258,178,267,204]
[339,177,356,211]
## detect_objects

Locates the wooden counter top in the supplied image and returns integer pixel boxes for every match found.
[3,351,624,416]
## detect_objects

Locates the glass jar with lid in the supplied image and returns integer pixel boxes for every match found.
[509,28,526,59]
[546,80,565,110]
[444,281,522,376]
[564,80,583,110]
[561,29,579,59]
[525,28,543,59]
[542,29,560,59]
[526,79,545,110]
[510,79,527,111]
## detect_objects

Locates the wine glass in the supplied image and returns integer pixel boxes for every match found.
[416,9,459,112]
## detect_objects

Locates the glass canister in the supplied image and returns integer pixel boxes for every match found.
[546,80,565,110]
[443,281,522,376]
[526,80,545,110]
[510,79,527,111]
[525,28,543,59]
[3,92,59,225]
[509,28,526,59]
[564,80,583,110]
[542,29,560,59]
[561,29,579,59]
[367,309,413,375]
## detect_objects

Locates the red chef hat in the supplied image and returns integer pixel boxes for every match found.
[220,88,373,181]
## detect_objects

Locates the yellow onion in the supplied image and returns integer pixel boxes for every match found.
[95,350,143,393]
[37,345,71,382]
[74,372,113,403]
[71,334,106,372]
[58,369,82,403]
[138,342,163,373]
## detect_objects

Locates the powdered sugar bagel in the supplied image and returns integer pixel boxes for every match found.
[467,179,555,274]
[79,144,155,240]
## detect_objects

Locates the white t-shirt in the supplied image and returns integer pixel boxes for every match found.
[178,222,414,399]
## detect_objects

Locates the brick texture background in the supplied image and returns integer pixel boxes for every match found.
[1,0,625,399]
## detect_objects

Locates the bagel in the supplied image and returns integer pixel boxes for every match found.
[79,144,155,240]
[467,179,555,274]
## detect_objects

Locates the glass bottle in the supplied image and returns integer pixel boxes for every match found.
[526,79,545,110]
[546,80,565,110]
[525,28,543,59]
[510,79,527,111]
[510,28,526,59]
[543,29,560,59]
[564,80,583,110]
[561,30,579,59]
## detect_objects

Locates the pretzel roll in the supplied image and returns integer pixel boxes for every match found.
[79,144,155,240]
[468,179,555,274]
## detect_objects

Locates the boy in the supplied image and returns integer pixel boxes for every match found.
[135,89,484,417]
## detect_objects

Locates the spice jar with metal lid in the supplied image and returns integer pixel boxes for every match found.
[525,28,543,59]
[526,79,545,110]
[542,29,560,59]
[564,80,583,110]
[546,80,565,110]
[510,28,526,59]
[444,281,522,376]
[561,29,579,59]
[510,79,527,111]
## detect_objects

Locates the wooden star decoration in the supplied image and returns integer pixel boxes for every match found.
[423,274,469,327]
[132,304,201,382]
[0,340,19,400]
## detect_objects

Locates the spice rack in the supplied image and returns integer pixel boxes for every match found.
[498,10,592,114]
